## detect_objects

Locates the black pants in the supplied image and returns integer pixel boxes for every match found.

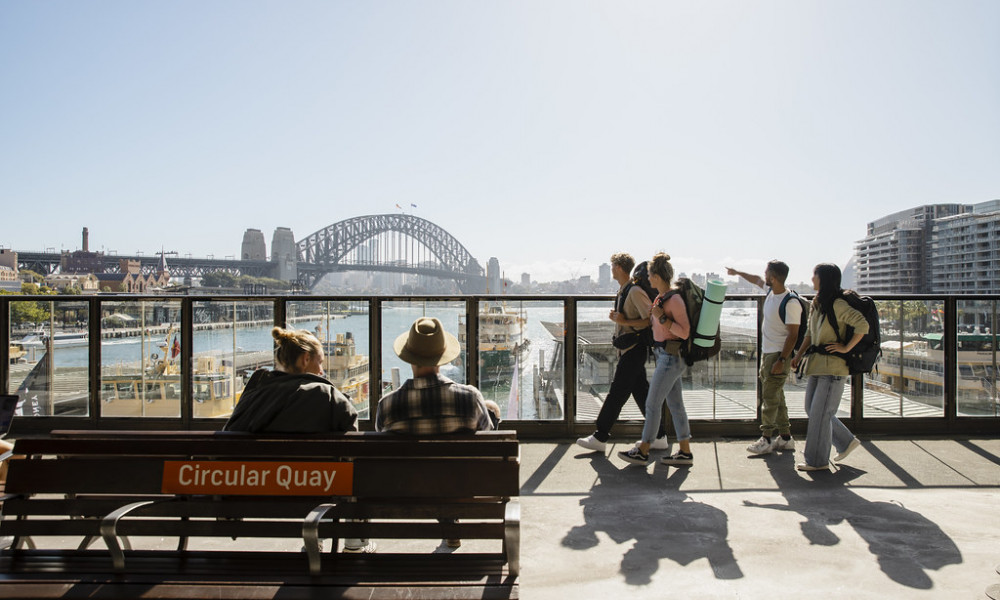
[593,344,666,442]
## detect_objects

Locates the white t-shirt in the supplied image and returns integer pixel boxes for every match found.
[762,290,802,354]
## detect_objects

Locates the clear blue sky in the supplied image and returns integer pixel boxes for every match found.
[2,1,998,284]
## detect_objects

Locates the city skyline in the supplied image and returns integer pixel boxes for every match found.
[2,1,998,285]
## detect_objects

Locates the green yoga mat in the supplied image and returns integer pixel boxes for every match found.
[694,279,727,347]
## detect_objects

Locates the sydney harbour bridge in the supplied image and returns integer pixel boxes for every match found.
[15,214,488,292]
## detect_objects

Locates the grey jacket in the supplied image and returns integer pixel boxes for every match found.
[223,369,358,433]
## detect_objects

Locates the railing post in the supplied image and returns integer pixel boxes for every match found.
[0,298,8,394]
[368,297,382,425]
[943,296,958,429]
[564,298,577,435]
[180,297,193,428]
[467,298,479,390]
[88,297,101,426]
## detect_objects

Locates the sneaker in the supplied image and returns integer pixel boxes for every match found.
[445,539,462,548]
[618,446,649,465]
[796,462,830,472]
[834,438,862,462]
[576,434,607,452]
[772,436,795,451]
[343,540,377,553]
[649,436,670,450]
[746,436,774,455]
[660,451,694,466]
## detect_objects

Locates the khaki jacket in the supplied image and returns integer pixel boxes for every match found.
[804,298,870,377]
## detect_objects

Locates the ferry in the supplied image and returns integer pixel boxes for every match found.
[18,331,89,349]
[101,354,243,418]
[320,331,370,416]
[455,302,530,380]
[873,332,999,413]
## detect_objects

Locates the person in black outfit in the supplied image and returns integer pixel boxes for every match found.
[576,254,667,453]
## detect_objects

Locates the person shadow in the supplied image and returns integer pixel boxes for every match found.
[561,453,743,585]
[744,451,962,589]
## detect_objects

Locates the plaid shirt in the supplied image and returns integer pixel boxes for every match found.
[375,373,495,434]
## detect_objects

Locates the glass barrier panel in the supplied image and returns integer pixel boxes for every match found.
[864,300,945,418]
[192,300,273,419]
[8,300,89,416]
[700,299,757,421]
[955,300,999,417]
[473,300,562,421]
[286,299,372,420]
[380,300,466,398]
[100,300,182,417]
[574,300,615,425]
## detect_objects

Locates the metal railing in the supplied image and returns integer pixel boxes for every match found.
[3,293,1000,438]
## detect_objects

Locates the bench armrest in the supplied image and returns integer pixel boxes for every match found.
[303,502,340,575]
[100,498,175,570]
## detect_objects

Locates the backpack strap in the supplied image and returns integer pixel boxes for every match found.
[616,282,634,314]
[777,290,799,324]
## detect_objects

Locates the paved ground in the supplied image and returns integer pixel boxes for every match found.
[519,437,1000,600]
[10,437,999,599]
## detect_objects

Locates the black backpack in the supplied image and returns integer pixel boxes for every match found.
[612,280,654,350]
[664,278,722,366]
[630,261,658,302]
[825,291,882,375]
[777,290,809,352]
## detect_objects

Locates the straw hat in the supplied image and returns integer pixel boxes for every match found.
[393,317,462,367]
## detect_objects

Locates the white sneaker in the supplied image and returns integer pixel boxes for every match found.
[746,436,774,455]
[576,435,607,452]
[343,540,377,553]
[772,436,796,451]
[644,436,670,451]
[834,438,862,462]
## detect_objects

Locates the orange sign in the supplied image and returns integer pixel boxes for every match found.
[162,461,354,496]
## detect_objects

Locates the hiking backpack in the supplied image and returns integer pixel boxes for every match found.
[777,290,809,353]
[630,261,659,302]
[664,278,722,366]
[826,291,882,375]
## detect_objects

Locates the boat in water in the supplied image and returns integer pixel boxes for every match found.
[18,331,89,349]
[455,302,530,381]
[320,330,370,416]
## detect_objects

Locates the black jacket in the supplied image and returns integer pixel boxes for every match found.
[223,369,358,433]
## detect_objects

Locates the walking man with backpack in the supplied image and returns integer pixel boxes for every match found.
[727,261,802,455]
[577,254,668,453]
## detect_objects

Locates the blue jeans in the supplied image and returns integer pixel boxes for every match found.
[641,347,689,445]
[803,375,854,467]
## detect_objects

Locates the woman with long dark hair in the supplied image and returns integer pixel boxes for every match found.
[789,264,866,471]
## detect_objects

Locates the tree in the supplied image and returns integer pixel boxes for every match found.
[10,300,51,326]
[201,271,238,288]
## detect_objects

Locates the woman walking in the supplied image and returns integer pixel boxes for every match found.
[619,252,694,466]
[790,264,866,471]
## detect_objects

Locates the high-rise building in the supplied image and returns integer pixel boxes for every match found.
[854,205,965,293]
[928,201,1000,293]
[521,273,531,287]
[487,257,502,294]
[598,263,611,290]
[241,229,267,261]
[854,202,1000,293]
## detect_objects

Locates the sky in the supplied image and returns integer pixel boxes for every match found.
[1,1,998,285]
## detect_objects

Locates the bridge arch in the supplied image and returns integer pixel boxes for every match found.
[297,214,484,288]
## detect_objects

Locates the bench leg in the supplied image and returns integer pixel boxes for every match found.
[302,502,338,576]
[504,500,520,577]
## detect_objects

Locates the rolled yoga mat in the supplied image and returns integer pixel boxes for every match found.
[694,279,727,347]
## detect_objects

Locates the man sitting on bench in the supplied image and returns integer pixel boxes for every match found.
[376,317,501,548]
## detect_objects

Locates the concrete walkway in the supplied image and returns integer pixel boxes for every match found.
[519,437,1000,600]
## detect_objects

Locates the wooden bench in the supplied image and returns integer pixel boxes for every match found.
[0,430,520,599]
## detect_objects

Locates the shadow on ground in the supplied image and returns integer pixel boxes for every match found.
[561,453,743,585]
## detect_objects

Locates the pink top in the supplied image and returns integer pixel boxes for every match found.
[650,293,691,342]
